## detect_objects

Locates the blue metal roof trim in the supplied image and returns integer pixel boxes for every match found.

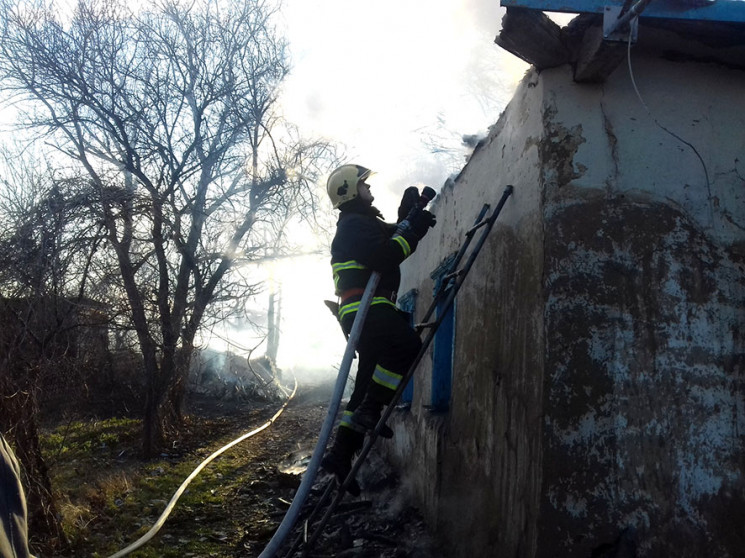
[500,0,745,23]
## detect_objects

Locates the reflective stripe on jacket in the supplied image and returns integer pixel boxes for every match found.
[338,296,397,320]
[330,208,419,316]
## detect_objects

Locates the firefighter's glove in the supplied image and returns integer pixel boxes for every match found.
[409,209,436,240]
[397,186,421,223]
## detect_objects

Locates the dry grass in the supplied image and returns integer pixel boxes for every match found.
[38,401,291,557]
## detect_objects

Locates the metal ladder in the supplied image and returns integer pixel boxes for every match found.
[261,184,513,558]
[280,184,514,557]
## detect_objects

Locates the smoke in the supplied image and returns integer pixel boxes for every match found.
[278,0,531,210]
[270,255,344,375]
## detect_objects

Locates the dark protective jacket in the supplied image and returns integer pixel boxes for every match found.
[331,200,420,320]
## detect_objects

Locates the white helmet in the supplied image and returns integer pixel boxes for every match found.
[326,164,374,209]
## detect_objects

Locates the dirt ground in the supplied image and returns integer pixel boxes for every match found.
[191,378,443,558]
[56,377,444,558]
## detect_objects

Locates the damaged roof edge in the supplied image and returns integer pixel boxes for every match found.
[500,0,745,24]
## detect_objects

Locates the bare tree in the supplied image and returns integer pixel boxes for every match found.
[0,147,108,552]
[0,0,337,456]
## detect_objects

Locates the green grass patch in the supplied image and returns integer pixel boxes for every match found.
[42,416,264,557]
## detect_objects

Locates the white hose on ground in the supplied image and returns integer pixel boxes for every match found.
[107,374,298,558]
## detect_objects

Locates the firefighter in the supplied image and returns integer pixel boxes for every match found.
[1,434,33,558]
[321,164,435,495]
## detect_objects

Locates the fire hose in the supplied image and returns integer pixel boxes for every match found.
[107,374,298,558]
[258,187,437,558]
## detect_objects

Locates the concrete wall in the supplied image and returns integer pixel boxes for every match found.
[385,30,745,558]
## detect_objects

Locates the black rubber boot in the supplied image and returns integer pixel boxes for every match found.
[321,428,362,496]
[377,423,394,439]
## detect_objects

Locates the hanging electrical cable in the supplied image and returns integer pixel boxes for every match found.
[107,373,298,558]
[625,24,712,196]
[606,0,655,37]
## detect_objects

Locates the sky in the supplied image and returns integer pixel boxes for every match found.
[0,0,559,378]
[277,0,530,214]
[214,4,585,377]
[257,0,533,375]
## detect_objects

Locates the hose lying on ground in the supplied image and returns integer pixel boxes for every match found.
[108,374,298,558]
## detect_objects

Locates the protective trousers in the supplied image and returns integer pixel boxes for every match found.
[341,303,421,418]
[1,435,32,558]
[325,303,421,492]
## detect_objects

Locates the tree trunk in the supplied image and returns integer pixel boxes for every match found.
[164,345,193,427]
[142,379,164,459]
[267,288,280,364]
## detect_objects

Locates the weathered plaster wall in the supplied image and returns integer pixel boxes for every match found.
[387,68,547,558]
[384,30,745,558]
[538,55,745,557]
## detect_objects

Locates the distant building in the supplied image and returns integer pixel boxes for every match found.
[386,6,745,557]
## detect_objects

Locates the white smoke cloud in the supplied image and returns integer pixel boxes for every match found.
[278,0,529,210]
[264,1,535,378]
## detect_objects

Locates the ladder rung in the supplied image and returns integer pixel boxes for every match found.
[466,219,489,236]
[415,321,437,329]
[443,269,461,282]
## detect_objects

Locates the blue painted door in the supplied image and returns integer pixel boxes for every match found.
[431,292,455,412]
